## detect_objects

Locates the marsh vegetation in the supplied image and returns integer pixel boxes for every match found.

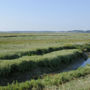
[0,32,90,90]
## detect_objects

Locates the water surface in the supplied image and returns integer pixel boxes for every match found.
[63,58,90,72]
[81,58,90,67]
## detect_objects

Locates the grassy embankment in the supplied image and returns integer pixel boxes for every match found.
[0,49,86,77]
[0,65,90,90]
[44,73,90,90]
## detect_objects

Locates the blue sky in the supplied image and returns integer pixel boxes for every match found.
[0,0,90,31]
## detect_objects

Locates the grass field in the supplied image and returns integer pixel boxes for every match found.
[44,74,90,90]
[0,32,90,90]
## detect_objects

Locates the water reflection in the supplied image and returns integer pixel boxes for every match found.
[81,58,90,67]
[63,58,90,72]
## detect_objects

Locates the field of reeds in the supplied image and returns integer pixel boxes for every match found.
[0,32,90,90]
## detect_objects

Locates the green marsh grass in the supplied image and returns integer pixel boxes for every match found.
[0,33,90,60]
[0,49,86,77]
[0,65,90,90]
[0,33,90,89]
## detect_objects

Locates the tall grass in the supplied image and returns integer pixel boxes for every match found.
[0,33,90,60]
[0,65,90,90]
[0,33,90,89]
[0,44,90,60]
[0,49,87,77]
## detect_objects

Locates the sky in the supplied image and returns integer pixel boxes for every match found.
[0,0,90,31]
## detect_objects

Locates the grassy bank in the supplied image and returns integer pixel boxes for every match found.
[0,65,90,90]
[44,74,90,90]
[0,49,86,77]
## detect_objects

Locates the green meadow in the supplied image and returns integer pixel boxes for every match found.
[0,32,90,90]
